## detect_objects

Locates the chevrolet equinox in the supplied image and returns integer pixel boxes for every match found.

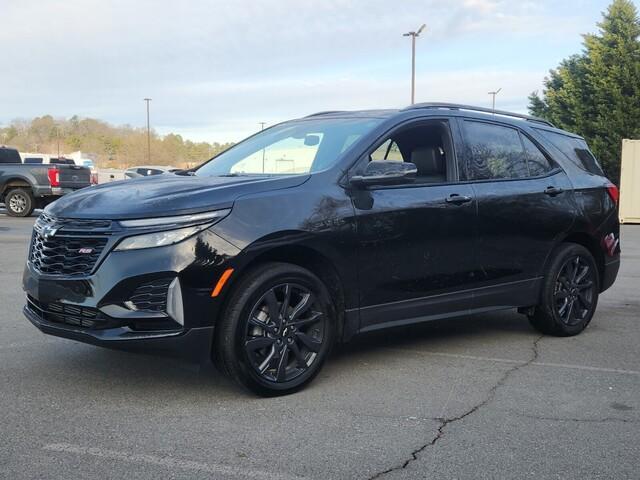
[23,103,621,396]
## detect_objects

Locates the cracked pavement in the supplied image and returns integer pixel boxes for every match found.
[1,215,639,479]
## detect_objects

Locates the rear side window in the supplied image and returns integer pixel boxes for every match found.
[521,136,554,177]
[534,129,604,176]
[462,121,528,180]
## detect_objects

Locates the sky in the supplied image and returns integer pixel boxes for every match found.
[1,0,637,143]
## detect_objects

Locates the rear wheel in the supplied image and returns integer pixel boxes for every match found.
[529,244,599,336]
[215,262,335,396]
[5,188,34,217]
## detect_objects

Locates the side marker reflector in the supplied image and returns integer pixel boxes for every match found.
[211,268,234,297]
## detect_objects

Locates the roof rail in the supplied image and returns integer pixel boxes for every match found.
[403,102,555,128]
[305,110,347,118]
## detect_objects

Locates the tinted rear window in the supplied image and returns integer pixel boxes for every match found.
[535,129,604,176]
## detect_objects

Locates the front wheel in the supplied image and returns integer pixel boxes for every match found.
[5,188,35,217]
[529,244,599,336]
[214,262,335,396]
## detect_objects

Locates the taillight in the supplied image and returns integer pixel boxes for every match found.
[47,167,60,187]
[605,182,619,205]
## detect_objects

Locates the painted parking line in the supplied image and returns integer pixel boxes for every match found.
[43,443,303,480]
[385,348,640,376]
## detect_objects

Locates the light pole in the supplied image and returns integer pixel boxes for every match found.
[488,88,502,113]
[403,23,426,105]
[144,98,152,162]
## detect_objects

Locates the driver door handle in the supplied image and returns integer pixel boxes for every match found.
[445,194,473,205]
[544,186,564,196]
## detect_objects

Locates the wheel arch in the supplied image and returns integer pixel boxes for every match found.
[1,177,33,198]
[234,244,347,341]
[558,232,605,290]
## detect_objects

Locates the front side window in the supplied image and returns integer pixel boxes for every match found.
[370,140,403,162]
[364,121,453,184]
[462,121,528,180]
[196,118,382,177]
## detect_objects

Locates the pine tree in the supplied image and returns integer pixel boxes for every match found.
[529,0,640,182]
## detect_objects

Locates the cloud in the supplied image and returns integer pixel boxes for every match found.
[0,0,619,142]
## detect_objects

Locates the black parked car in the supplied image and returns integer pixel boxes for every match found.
[22,104,620,396]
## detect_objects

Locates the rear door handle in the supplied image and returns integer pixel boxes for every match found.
[445,194,473,205]
[544,186,564,196]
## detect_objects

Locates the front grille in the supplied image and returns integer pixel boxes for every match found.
[30,233,108,276]
[126,278,172,313]
[29,213,111,276]
[38,213,112,231]
[27,296,114,329]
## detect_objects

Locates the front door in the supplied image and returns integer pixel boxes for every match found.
[350,120,481,332]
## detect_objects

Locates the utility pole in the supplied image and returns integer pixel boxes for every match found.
[144,98,152,162]
[488,88,502,113]
[403,24,426,105]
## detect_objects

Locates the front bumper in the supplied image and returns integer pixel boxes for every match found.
[24,303,213,361]
[22,226,240,361]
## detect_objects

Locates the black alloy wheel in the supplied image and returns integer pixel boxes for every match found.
[553,255,596,326]
[244,283,326,383]
[529,243,599,336]
[215,262,334,396]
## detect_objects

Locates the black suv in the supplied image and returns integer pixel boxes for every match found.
[23,103,620,396]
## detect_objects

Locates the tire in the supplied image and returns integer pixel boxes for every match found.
[529,243,599,336]
[214,262,335,396]
[5,188,35,217]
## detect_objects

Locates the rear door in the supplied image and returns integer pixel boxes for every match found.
[457,119,576,307]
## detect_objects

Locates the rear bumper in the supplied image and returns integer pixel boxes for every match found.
[24,304,214,362]
[601,257,620,293]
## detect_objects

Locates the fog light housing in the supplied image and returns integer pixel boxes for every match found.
[166,277,184,326]
[99,276,184,329]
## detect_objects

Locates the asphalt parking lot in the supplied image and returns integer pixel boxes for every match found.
[1,213,638,480]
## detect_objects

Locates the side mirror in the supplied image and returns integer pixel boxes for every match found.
[350,160,417,187]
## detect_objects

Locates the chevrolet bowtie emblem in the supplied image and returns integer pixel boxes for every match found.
[42,225,59,239]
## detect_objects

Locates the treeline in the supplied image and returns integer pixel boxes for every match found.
[0,115,234,168]
[529,0,640,183]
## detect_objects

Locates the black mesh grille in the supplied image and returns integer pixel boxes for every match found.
[30,233,108,276]
[29,213,111,276]
[27,296,113,329]
[126,278,172,313]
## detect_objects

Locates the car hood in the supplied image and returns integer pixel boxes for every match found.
[46,174,310,219]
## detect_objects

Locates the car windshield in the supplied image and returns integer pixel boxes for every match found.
[195,118,382,177]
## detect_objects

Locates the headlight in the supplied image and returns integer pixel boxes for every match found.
[114,209,230,251]
[119,209,230,228]
[114,225,207,251]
